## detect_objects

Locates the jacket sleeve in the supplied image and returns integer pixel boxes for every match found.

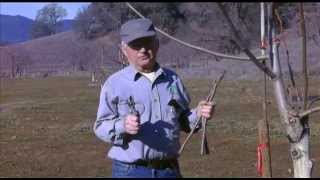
[93,80,127,146]
[175,77,201,133]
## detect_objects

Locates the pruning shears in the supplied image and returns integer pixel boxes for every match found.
[127,96,139,117]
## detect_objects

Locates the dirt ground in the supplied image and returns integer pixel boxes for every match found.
[1,131,319,177]
[0,76,319,177]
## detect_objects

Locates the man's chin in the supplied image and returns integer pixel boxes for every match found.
[140,58,153,64]
[140,57,151,62]
[140,62,155,70]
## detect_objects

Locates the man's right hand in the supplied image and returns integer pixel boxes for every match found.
[124,114,140,135]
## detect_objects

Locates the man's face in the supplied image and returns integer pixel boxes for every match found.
[122,36,159,72]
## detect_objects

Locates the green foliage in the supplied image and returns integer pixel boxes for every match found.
[31,3,67,39]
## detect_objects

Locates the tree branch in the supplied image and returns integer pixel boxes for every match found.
[125,2,268,62]
[299,3,308,110]
[300,106,320,118]
[308,97,320,109]
[217,3,276,79]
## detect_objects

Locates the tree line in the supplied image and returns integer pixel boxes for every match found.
[31,2,304,53]
[72,3,301,52]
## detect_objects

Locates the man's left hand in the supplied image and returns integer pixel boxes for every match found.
[196,100,215,119]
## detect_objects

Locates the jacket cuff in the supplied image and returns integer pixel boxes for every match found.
[189,109,201,130]
[113,118,127,145]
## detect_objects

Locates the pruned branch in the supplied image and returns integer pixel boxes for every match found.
[200,70,225,155]
[179,71,225,155]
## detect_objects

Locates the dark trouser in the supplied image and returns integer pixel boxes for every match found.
[111,159,182,178]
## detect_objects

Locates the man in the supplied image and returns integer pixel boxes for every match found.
[94,18,215,178]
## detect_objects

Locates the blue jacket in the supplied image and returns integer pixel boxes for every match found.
[94,64,199,163]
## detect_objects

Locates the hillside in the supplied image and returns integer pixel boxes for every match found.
[0,30,120,77]
[0,3,319,80]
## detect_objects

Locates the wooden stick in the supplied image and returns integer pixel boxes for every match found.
[179,80,216,155]
[257,2,272,177]
[179,71,225,155]
[200,72,224,155]
[200,80,217,155]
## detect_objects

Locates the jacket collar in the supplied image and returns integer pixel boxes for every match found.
[124,63,167,81]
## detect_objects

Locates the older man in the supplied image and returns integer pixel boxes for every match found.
[94,18,215,178]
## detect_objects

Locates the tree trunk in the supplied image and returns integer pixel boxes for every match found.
[270,3,313,177]
[291,127,313,177]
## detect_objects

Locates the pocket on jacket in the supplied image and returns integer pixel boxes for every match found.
[166,98,183,123]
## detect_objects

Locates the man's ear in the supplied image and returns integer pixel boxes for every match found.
[121,42,128,57]
[155,38,159,50]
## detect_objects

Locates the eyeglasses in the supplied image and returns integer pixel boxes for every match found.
[128,37,157,51]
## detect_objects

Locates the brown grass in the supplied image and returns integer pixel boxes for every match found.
[0,75,319,177]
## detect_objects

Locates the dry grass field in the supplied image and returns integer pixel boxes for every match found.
[0,75,319,177]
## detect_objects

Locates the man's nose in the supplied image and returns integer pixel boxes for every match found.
[138,47,146,53]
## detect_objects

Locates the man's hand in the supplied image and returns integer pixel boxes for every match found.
[196,100,215,119]
[124,114,140,135]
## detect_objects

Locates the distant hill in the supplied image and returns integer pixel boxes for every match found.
[0,15,33,44]
[0,14,74,44]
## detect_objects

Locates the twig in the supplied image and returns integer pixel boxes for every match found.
[200,72,224,155]
[178,112,202,155]
[200,79,218,155]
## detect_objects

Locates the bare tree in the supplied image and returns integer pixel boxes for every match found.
[218,2,320,177]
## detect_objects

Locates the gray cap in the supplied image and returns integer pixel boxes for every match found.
[120,18,156,44]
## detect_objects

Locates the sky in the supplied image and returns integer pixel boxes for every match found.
[0,2,91,20]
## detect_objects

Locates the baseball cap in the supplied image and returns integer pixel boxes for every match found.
[120,18,156,44]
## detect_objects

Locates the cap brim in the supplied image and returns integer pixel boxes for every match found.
[122,31,156,44]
